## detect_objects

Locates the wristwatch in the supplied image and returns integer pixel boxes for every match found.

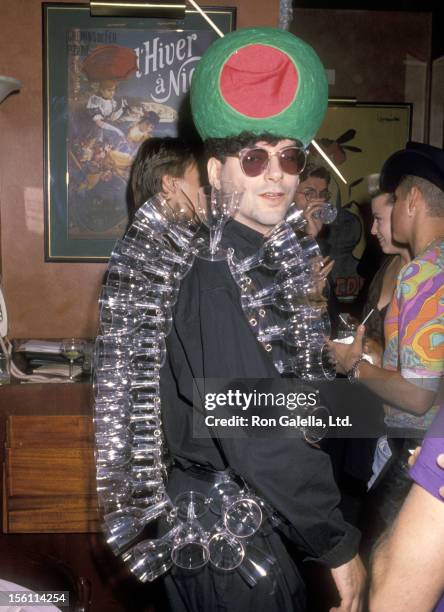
[347,354,366,384]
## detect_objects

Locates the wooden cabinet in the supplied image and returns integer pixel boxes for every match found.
[0,383,164,611]
[4,415,100,533]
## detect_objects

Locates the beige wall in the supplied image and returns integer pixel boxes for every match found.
[0,0,279,339]
[292,9,432,142]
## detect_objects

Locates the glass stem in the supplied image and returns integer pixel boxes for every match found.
[210,221,225,255]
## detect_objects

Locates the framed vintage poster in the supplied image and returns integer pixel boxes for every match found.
[43,3,236,261]
[312,102,412,302]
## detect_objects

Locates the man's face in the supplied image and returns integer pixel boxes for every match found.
[391,184,412,244]
[371,193,396,254]
[216,139,301,234]
[295,176,329,211]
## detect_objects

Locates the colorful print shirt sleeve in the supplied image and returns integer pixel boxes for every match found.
[383,242,444,429]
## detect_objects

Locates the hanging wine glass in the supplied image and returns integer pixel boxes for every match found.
[135,193,195,249]
[195,183,243,261]
[93,366,129,396]
[93,334,130,371]
[121,524,182,582]
[106,263,149,290]
[99,299,171,337]
[160,247,195,279]
[175,491,208,520]
[275,256,310,284]
[229,221,302,277]
[97,468,165,509]
[171,497,210,570]
[208,521,245,571]
[94,411,131,440]
[257,306,331,347]
[95,437,133,469]
[222,493,262,539]
[118,227,164,260]
[237,543,277,594]
[242,276,310,313]
[208,478,241,515]
[102,497,172,555]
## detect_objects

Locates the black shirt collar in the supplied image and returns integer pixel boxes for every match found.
[222,219,264,250]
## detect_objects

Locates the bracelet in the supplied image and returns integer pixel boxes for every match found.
[347,354,366,384]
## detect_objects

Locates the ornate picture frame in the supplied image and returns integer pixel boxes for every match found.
[43,3,236,261]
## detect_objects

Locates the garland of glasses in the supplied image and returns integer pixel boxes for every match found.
[93,189,335,586]
[228,204,336,382]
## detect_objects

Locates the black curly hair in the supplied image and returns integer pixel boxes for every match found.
[204,131,302,162]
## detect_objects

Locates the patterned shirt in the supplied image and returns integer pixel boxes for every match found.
[383,240,444,430]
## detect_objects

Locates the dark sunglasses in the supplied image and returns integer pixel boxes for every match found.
[238,146,307,178]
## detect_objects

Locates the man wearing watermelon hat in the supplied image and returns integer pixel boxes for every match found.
[160,28,365,611]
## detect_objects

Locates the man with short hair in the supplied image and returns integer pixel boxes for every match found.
[331,142,444,527]
[161,27,365,612]
[127,136,202,223]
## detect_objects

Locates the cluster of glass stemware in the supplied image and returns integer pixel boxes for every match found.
[114,478,280,590]
[228,211,336,383]
[94,189,282,587]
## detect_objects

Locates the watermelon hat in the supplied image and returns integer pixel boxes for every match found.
[190,28,328,147]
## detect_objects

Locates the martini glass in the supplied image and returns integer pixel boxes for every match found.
[61,338,86,381]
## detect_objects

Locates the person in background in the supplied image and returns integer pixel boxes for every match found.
[369,404,444,611]
[361,174,411,366]
[127,136,202,224]
[330,142,444,537]
[345,175,411,552]
[294,163,332,239]
[292,164,338,330]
